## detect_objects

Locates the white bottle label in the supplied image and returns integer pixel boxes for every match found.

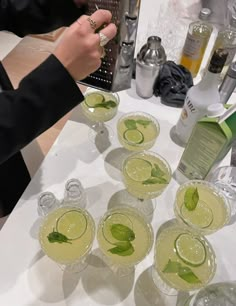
[182,33,203,59]
[175,95,201,143]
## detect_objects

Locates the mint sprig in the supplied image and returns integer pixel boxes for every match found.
[94,100,117,109]
[184,187,199,211]
[136,119,151,128]
[124,119,137,129]
[107,223,135,256]
[108,241,134,256]
[142,163,168,185]
[124,119,151,130]
[162,259,201,284]
[110,224,135,241]
[47,230,72,244]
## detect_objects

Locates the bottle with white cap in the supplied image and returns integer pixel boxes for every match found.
[207,103,226,117]
[175,48,228,146]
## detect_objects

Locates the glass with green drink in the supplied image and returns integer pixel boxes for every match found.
[174,180,231,235]
[39,206,95,273]
[152,221,216,295]
[122,151,171,217]
[81,88,119,142]
[97,206,154,276]
[117,111,160,151]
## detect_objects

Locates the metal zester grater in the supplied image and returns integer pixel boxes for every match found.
[78,0,141,92]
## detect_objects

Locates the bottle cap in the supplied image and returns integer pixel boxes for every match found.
[207,103,225,118]
[199,8,212,20]
[208,49,228,73]
[147,36,162,49]
[227,61,236,78]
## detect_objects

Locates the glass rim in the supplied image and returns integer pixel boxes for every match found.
[83,87,120,105]
[122,150,172,176]
[39,206,96,264]
[154,223,217,291]
[97,206,154,266]
[117,111,160,146]
[174,179,231,233]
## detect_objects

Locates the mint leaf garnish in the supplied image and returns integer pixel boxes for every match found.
[163,259,201,284]
[163,260,181,273]
[108,241,134,256]
[47,230,72,244]
[94,100,116,109]
[124,119,137,129]
[143,177,168,185]
[178,266,201,284]
[110,224,135,241]
[136,119,151,127]
[151,163,165,177]
[184,187,199,211]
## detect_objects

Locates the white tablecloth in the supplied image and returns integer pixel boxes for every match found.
[0,81,234,306]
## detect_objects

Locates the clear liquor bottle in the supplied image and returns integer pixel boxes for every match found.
[180,8,213,78]
[209,14,236,79]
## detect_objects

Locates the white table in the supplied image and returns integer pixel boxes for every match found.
[0,81,234,306]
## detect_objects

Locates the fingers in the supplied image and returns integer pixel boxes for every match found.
[99,23,117,41]
[82,9,112,33]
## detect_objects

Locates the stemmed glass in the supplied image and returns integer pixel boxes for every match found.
[152,221,216,295]
[117,111,160,152]
[81,87,119,142]
[97,206,154,277]
[122,151,172,218]
[174,180,231,235]
[39,206,95,273]
[208,166,236,217]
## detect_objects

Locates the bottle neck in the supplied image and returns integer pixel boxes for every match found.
[197,70,220,90]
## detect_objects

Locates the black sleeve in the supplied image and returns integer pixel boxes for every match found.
[0,0,87,37]
[0,54,84,164]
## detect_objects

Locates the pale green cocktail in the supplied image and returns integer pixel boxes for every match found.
[153,223,216,292]
[81,89,119,123]
[117,112,160,151]
[39,207,95,265]
[174,180,230,234]
[97,207,154,266]
[122,151,171,200]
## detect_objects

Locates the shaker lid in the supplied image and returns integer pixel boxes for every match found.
[137,36,166,66]
[199,8,212,21]
[207,103,225,118]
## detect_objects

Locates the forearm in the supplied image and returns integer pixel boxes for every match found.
[0,0,86,36]
[0,55,84,164]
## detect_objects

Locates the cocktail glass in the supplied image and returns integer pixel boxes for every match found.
[122,151,171,217]
[208,166,236,217]
[152,222,216,295]
[174,180,231,235]
[81,88,119,142]
[39,206,95,273]
[97,206,154,277]
[117,111,160,151]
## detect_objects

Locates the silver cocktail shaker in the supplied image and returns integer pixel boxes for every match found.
[136,36,166,99]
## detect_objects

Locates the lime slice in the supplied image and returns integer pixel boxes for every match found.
[181,200,213,229]
[123,129,144,145]
[102,213,133,244]
[56,210,87,240]
[125,158,152,182]
[175,233,206,267]
[85,93,104,107]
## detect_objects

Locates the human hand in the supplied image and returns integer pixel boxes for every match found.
[53,10,117,81]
